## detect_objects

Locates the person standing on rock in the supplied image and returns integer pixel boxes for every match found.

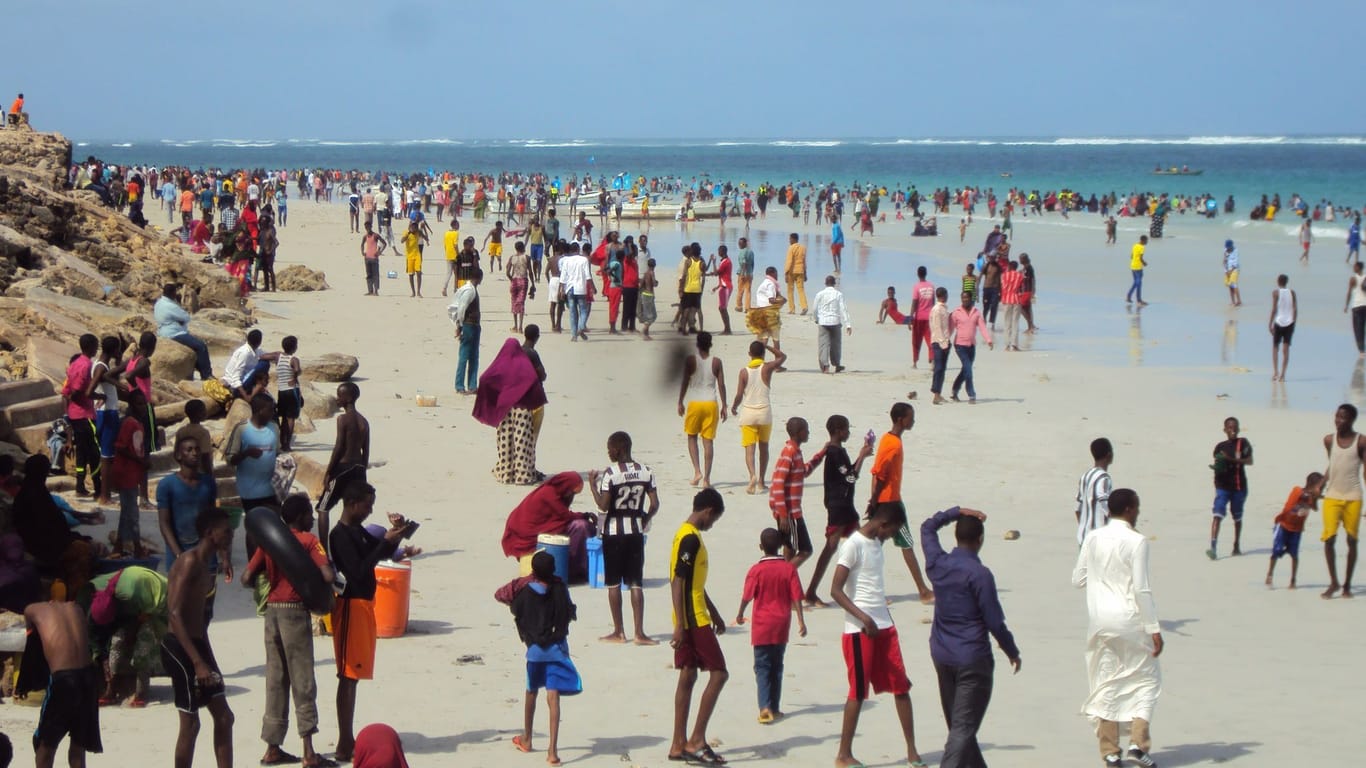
[153,284,213,381]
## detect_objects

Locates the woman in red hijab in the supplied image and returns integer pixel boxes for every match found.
[353,723,409,768]
[501,471,595,583]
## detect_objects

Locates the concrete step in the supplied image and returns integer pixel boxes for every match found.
[0,379,55,409]
[0,395,67,437]
[14,423,52,455]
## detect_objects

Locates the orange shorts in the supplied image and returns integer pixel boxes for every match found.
[332,598,377,680]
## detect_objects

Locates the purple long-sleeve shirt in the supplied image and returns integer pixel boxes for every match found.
[921,507,1019,666]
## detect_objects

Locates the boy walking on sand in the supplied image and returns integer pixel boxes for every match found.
[830,502,927,768]
[1208,417,1253,560]
[735,528,807,724]
[668,489,729,766]
[871,403,935,603]
[769,417,823,576]
[806,415,873,606]
[1076,438,1114,546]
[508,551,582,766]
[588,431,660,645]
[1267,473,1323,589]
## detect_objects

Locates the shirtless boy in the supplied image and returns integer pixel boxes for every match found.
[484,220,507,271]
[27,600,103,768]
[162,508,235,768]
[319,382,369,546]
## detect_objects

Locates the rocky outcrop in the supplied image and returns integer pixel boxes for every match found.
[300,353,359,382]
[0,130,71,190]
[275,265,328,292]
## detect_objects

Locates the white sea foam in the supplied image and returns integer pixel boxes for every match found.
[769,140,842,148]
[111,143,132,148]
[316,141,384,147]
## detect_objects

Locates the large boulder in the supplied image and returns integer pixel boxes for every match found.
[275,265,328,292]
[150,341,197,382]
[24,335,72,385]
[195,308,253,329]
[300,353,358,383]
[216,398,252,450]
[301,383,339,420]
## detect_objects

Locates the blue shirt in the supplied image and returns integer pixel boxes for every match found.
[234,422,279,500]
[156,472,218,553]
[921,507,1019,666]
[1351,224,1361,248]
[153,296,192,338]
[831,221,844,245]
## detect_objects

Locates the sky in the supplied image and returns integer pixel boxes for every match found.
[8,0,1361,141]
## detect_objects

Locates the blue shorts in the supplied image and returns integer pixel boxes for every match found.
[525,642,582,694]
[1212,488,1247,521]
[95,410,120,459]
[530,243,543,263]
[1271,526,1301,560]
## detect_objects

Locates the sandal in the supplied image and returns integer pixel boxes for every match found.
[678,746,727,765]
[512,734,532,753]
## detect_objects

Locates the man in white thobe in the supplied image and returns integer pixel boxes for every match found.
[1071,488,1163,768]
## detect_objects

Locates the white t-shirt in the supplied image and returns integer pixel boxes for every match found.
[835,531,894,634]
[755,276,779,306]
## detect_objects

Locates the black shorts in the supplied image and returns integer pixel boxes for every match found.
[161,634,225,713]
[277,387,303,419]
[602,533,645,588]
[784,517,814,555]
[319,464,367,512]
[826,503,860,531]
[680,292,702,310]
[34,666,102,753]
[1273,322,1295,345]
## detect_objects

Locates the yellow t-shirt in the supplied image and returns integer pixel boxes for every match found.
[684,259,703,293]
[403,232,422,259]
[444,229,460,261]
[1130,243,1145,270]
[669,522,710,628]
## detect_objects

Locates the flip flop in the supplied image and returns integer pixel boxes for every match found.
[303,759,339,768]
[677,746,727,765]
[260,752,302,766]
[512,735,532,753]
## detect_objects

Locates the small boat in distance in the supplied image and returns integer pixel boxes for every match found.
[1151,165,1203,176]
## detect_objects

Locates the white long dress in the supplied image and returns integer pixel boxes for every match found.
[1071,518,1162,723]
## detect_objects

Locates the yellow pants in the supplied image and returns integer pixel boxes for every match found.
[786,274,807,312]
[735,275,753,312]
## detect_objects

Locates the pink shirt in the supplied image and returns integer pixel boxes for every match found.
[949,306,992,347]
[911,280,936,321]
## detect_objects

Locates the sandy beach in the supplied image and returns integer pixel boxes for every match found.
[2,195,1360,767]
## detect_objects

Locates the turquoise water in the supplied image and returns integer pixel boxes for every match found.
[86,136,1366,211]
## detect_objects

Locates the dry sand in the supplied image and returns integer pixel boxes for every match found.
[2,198,1359,766]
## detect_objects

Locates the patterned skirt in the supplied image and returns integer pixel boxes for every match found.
[510,277,529,314]
[493,407,545,485]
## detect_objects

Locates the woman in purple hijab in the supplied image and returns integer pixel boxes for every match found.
[473,330,548,484]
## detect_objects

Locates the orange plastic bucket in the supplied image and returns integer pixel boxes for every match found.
[374,561,412,638]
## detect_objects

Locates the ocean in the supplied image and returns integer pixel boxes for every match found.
[87,134,1366,410]
[83,135,1366,211]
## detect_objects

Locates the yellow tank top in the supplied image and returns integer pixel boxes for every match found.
[684,259,703,293]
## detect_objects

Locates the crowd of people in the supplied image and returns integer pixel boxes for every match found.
[6,311,420,767]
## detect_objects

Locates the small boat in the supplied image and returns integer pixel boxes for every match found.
[1151,167,1204,176]
[1000,172,1012,178]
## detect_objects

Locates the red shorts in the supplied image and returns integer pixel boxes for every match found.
[675,626,727,672]
[1018,292,1033,305]
[832,243,844,256]
[842,627,910,700]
